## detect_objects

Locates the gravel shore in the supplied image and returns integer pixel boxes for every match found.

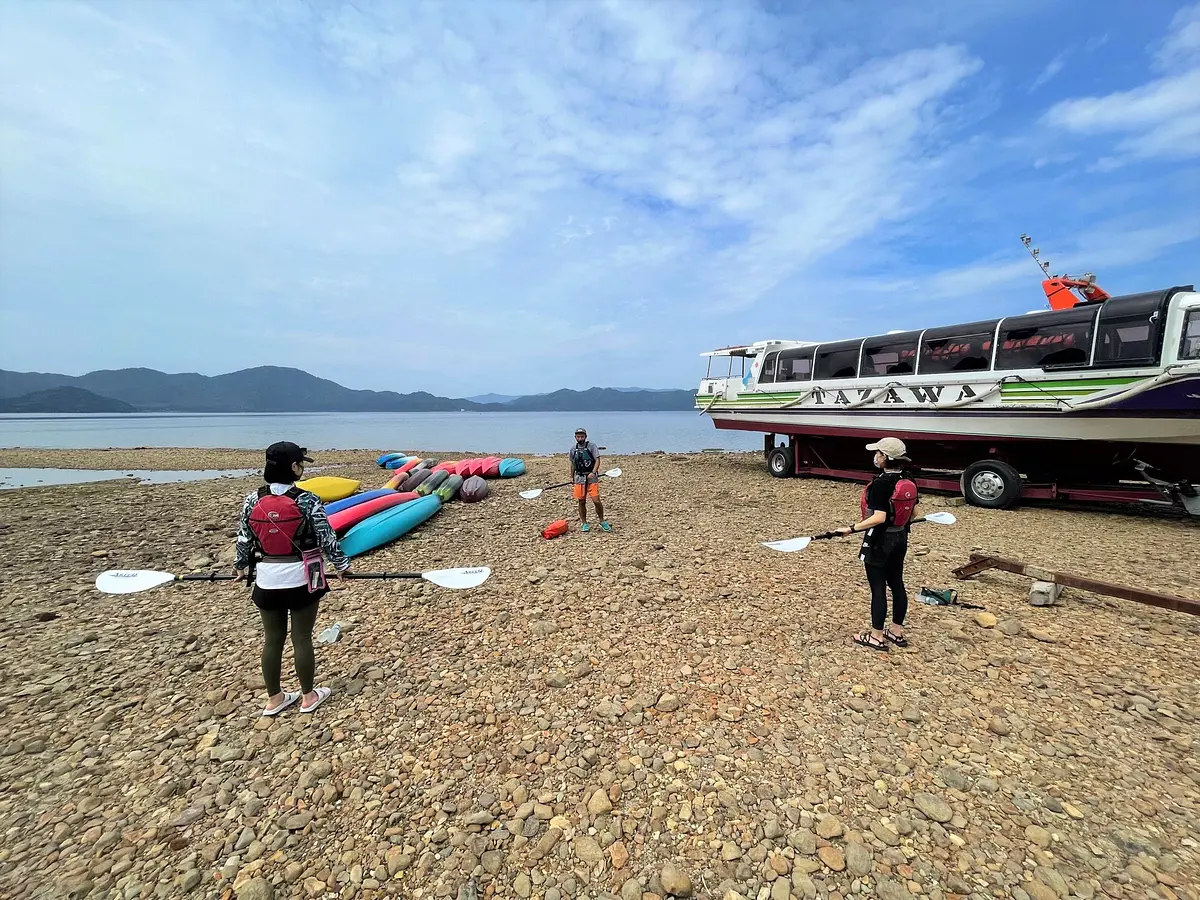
[1,448,1197,900]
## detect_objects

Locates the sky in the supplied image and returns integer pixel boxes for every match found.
[1,0,1198,398]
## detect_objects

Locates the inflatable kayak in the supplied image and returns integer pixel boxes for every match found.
[328,492,418,535]
[415,469,449,496]
[498,458,526,478]
[325,487,396,515]
[340,494,442,558]
[435,473,463,502]
[377,452,406,466]
[297,476,361,503]
[459,475,489,503]
[384,456,413,469]
[431,460,460,474]
[400,468,432,492]
[482,457,502,478]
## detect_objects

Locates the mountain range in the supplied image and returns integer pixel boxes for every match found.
[0,367,696,413]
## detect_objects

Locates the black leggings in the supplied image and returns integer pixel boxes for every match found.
[259,602,320,695]
[865,539,908,631]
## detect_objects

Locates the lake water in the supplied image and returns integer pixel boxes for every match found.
[0,411,761,455]
[0,468,257,490]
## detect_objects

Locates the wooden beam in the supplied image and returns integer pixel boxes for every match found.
[952,553,1200,617]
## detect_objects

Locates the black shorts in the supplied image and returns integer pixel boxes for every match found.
[252,584,327,612]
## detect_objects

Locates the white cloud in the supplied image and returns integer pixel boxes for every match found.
[1045,4,1200,163]
[1028,53,1067,93]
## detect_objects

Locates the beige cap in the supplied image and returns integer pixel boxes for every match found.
[865,437,909,461]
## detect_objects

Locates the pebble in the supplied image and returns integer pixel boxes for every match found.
[817,846,845,871]
[235,877,273,900]
[815,814,843,839]
[659,863,693,897]
[913,792,953,823]
[974,612,998,628]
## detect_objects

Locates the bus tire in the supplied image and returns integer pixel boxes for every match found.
[960,460,1022,509]
[767,446,795,479]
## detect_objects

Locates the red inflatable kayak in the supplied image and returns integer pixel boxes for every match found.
[482,456,502,478]
[328,492,419,534]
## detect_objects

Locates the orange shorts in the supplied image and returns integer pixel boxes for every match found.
[573,481,600,500]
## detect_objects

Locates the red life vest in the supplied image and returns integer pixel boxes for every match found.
[249,486,314,558]
[860,473,918,529]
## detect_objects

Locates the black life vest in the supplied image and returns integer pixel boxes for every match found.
[572,442,595,476]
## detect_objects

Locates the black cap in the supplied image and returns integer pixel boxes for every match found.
[265,441,313,464]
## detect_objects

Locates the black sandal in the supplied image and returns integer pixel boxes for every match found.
[853,631,889,651]
[885,630,908,647]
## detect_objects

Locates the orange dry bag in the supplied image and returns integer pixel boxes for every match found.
[542,519,569,539]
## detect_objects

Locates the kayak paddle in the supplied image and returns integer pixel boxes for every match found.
[519,468,622,500]
[762,511,957,553]
[94,566,492,594]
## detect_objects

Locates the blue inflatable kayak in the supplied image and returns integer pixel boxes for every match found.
[340,494,442,558]
[384,456,413,469]
[376,452,406,466]
[498,458,526,478]
[324,488,397,515]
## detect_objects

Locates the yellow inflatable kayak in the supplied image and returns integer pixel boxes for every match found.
[296,476,361,502]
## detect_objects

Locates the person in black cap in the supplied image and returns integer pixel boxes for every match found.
[569,427,611,532]
[234,442,350,715]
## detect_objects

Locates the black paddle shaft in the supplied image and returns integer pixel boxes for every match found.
[179,571,422,582]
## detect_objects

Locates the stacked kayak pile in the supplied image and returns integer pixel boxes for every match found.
[303,452,526,560]
[376,452,526,504]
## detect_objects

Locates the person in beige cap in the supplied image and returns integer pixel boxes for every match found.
[836,437,921,651]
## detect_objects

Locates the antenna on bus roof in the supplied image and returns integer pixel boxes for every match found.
[1019,233,1111,311]
[1020,233,1052,280]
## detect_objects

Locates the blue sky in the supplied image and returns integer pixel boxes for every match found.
[1,0,1197,397]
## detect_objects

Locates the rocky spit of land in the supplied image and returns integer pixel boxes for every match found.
[0,448,1196,900]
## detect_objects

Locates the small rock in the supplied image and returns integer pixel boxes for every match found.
[913,792,953,823]
[817,846,845,871]
[283,811,313,832]
[1025,825,1053,848]
[974,612,997,628]
[235,877,273,900]
[721,841,742,861]
[1062,801,1084,819]
[988,718,1012,737]
[999,619,1023,636]
[815,814,843,839]
[609,841,629,870]
[655,693,681,712]
[845,842,873,876]
[587,789,613,817]
[875,879,914,900]
[513,874,532,899]
[1028,627,1058,643]
[573,836,604,867]
[659,862,693,897]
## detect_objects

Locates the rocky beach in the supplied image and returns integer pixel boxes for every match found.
[0,448,1197,900]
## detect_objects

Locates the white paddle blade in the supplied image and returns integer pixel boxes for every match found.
[95,570,177,594]
[761,537,812,553]
[924,511,957,525]
[519,489,544,500]
[422,566,491,590]
[604,468,622,478]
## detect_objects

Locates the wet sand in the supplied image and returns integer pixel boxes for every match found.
[0,448,1197,900]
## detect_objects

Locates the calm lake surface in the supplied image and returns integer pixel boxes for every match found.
[0,411,761,455]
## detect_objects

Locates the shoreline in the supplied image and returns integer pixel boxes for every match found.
[0,447,752,471]
[1,448,1197,898]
